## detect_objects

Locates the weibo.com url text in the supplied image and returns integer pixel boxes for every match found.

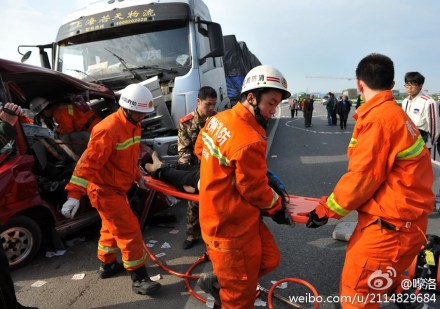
[288,293,436,305]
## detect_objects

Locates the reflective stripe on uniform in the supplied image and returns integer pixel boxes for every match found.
[70,175,89,189]
[115,136,141,150]
[68,104,74,116]
[259,189,279,210]
[98,243,119,253]
[397,135,425,160]
[326,193,350,217]
[123,250,147,269]
[349,137,357,148]
[201,132,230,166]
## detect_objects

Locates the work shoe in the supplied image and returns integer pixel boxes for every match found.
[145,151,162,173]
[198,273,221,306]
[99,260,125,279]
[182,238,198,250]
[129,266,162,295]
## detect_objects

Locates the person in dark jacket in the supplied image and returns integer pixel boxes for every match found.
[0,102,38,309]
[336,95,352,129]
[302,94,314,127]
[326,92,337,125]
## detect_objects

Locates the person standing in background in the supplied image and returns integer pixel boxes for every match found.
[336,95,352,130]
[303,94,314,127]
[326,92,336,125]
[177,86,217,249]
[289,98,297,118]
[401,72,440,151]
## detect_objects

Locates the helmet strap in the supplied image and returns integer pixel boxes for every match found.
[249,91,269,129]
[122,108,139,124]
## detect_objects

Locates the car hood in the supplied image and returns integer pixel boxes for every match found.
[0,58,115,107]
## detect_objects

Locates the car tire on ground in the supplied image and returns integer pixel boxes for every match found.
[1,215,42,270]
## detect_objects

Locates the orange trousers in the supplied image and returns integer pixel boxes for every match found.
[205,220,280,309]
[340,220,425,308]
[88,185,147,271]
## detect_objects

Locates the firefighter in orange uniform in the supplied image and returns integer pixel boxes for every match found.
[306,54,434,308]
[30,97,101,135]
[195,65,292,308]
[61,84,162,296]
[30,97,101,155]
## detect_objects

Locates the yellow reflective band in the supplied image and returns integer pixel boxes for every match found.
[98,243,119,253]
[123,251,147,268]
[116,136,141,150]
[397,135,425,160]
[326,193,349,217]
[68,104,74,116]
[202,132,230,166]
[348,137,357,148]
[70,175,89,189]
[260,189,280,210]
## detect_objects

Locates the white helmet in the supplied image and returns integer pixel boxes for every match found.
[29,97,50,115]
[119,84,154,113]
[241,65,291,99]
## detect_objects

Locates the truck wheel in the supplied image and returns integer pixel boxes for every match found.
[0,216,42,270]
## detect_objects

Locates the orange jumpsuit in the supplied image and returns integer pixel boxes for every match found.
[315,91,434,308]
[53,104,100,135]
[195,102,282,309]
[65,108,147,271]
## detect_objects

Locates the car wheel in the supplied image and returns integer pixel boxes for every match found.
[1,215,42,270]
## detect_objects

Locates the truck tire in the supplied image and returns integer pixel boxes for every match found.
[0,216,42,270]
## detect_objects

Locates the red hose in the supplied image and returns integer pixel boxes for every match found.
[144,243,217,305]
[143,242,199,280]
[268,278,320,309]
[145,243,319,308]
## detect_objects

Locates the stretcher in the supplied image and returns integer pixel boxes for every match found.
[141,175,321,308]
[142,175,318,224]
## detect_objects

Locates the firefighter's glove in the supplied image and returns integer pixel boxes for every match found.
[61,198,80,219]
[272,201,295,227]
[272,208,294,226]
[306,209,328,228]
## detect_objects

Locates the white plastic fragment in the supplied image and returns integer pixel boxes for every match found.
[31,280,47,287]
[72,273,85,280]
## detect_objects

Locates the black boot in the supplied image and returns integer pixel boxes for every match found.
[99,260,125,279]
[198,273,221,306]
[129,266,162,295]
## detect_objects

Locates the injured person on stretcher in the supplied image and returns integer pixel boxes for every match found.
[145,151,293,227]
[145,151,200,193]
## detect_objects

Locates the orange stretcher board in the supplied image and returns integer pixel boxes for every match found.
[143,175,199,202]
[143,176,318,223]
[285,195,320,224]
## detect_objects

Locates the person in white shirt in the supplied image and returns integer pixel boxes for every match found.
[402,72,440,151]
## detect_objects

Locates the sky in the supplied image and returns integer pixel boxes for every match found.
[2,0,440,96]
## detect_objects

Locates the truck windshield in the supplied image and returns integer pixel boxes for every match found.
[58,26,190,82]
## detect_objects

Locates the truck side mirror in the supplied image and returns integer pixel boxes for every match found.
[198,22,225,65]
[21,51,32,63]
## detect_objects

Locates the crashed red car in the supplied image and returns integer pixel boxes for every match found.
[0,58,160,270]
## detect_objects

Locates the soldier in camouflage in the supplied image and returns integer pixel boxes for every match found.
[178,86,217,249]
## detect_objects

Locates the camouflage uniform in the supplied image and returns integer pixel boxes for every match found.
[178,108,216,241]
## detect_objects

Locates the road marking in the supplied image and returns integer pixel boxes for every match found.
[284,119,353,135]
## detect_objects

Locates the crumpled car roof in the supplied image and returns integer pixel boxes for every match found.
[0,58,115,108]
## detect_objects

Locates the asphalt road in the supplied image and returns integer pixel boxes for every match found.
[12,103,440,308]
